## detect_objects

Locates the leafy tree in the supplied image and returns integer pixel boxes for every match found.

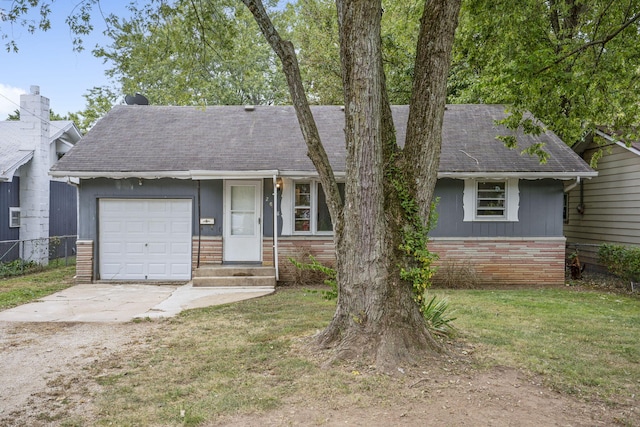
[449,0,640,148]
[282,0,425,105]
[92,0,288,106]
[3,0,462,369]
[243,0,461,368]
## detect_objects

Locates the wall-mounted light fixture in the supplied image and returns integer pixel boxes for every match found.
[276,177,284,191]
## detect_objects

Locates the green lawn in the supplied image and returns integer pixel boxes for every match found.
[1,266,637,425]
[0,263,76,309]
[433,288,639,402]
[88,286,638,426]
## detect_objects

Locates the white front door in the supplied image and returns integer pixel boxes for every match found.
[224,180,262,262]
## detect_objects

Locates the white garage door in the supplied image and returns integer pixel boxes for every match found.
[99,199,192,281]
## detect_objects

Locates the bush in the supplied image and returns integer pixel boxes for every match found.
[598,244,640,285]
[288,255,337,300]
[432,260,479,288]
[0,260,40,278]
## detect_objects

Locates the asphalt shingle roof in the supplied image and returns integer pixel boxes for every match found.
[51,104,594,177]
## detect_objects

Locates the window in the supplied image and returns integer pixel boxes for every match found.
[9,207,20,228]
[463,179,519,222]
[476,181,506,217]
[291,181,343,234]
[294,183,311,232]
[563,193,569,224]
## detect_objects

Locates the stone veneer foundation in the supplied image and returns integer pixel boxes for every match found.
[76,236,566,286]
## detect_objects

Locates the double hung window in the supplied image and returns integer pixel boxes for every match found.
[293,181,342,234]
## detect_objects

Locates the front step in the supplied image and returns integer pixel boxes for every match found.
[192,265,276,288]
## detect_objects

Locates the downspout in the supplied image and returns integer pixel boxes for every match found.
[272,174,279,281]
[197,180,202,268]
[564,176,581,193]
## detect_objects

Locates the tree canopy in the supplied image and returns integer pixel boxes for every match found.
[449,0,640,147]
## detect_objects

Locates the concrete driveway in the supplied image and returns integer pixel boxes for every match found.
[0,283,274,323]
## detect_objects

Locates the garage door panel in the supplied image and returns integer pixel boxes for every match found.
[171,221,191,234]
[147,242,167,255]
[99,199,192,281]
[101,242,123,254]
[148,263,167,275]
[148,221,168,234]
[125,242,146,255]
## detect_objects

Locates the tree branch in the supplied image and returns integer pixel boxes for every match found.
[537,10,640,74]
[241,0,343,228]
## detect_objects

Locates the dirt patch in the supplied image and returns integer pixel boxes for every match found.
[0,321,161,426]
[0,320,636,426]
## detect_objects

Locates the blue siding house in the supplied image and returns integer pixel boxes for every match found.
[51,104,595,285]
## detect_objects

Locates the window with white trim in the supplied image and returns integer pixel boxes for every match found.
[9,207,20,228]
[292,181,343,234]
[476,181,506,217]
[463,179,519,222]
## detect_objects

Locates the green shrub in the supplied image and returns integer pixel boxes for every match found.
[598,244,640,284]
[289,255,337,300]
[0,260,40,278]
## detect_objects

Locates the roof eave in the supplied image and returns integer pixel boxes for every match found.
[595,129,640,157]
[1,151,34,182]
[437,171,598,180]
[50,169,281,180]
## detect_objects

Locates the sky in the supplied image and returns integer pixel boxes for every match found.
[0,1,133,119]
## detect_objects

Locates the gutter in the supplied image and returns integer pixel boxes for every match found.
[564,176,581,193]
[50,169,281,180]
[272,174,279,281]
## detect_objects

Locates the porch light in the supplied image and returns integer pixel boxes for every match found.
[276,177,283,190]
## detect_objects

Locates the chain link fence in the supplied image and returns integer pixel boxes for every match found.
[0,235,77,277]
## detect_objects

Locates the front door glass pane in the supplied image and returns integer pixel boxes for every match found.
[230,186,255,235]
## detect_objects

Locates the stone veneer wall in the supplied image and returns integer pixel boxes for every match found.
[428,238,566,286]
[77,236,565,286]
[192,236,223,268]
[270,236,566,286]
[75,240,94,284]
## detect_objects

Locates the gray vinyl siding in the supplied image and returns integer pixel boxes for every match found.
[565,143,640,246]
[77,178,282,240]
[0,178,20,242]
[0,179,20,261]
[263,178,278,238]
[431,178,565,238]
[49,181,77,237]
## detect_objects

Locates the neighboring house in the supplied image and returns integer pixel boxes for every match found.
[50,104,595,285]
[0,86,82,264]
[564,129,640,270]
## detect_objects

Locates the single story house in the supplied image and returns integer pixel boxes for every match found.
[0,86,81,264]
[50,104,596,286]
[564,129,640,270]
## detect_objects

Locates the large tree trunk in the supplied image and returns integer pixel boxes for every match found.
[315,0,460,370]
[244,0,461,370]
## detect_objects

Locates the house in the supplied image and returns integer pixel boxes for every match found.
[564,129,640,271]
[50,104,595,286]
[0,86,82,264]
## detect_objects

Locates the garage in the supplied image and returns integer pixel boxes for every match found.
[98,199,193,281]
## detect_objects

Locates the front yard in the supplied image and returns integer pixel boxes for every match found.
[0,266,638,425]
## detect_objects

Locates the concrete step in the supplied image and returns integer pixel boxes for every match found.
[192,265,276,288]
[193,265,276,278]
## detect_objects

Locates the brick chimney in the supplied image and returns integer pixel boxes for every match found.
[18,85,50,265]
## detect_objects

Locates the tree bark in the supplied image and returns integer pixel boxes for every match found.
[244,0,461,371]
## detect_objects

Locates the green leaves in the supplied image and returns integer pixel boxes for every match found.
[450,0,640,147]
[599,244,640,284]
